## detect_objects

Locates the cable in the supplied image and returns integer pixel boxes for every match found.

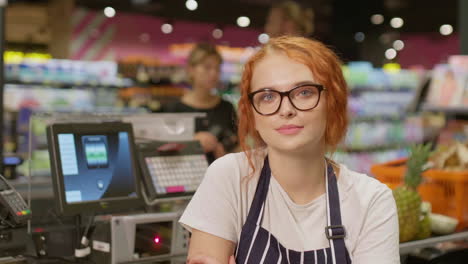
[82,214,94,242]
[0,208,15,229]
[75,215,81,247]
[0,214,14,229]
[74,214,94,259]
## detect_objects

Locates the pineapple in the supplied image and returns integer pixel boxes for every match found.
[393,144,432,242]
[416,202,432,240]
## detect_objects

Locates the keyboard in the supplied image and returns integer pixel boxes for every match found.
[137,140,209,199]
[145,155,208,194]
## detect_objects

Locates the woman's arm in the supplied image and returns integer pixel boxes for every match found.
[187,229,236,264]
[180,155,241,263]
[352,187,400,263]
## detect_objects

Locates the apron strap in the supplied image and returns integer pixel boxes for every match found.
[245,156,271,225]
[325,162,349,264]
[237,157,351,264]
[235,156,271,262]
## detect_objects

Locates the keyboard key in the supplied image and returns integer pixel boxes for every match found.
[145,154,208,195]
[166,186,185,193]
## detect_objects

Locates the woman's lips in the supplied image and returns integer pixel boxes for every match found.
[276,125,304,135]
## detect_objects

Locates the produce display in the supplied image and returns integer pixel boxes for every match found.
[375,142,467,243]
[393,144,432,242]
[416,202,432,240]
[429,141,468,171]
[430,213,459,235]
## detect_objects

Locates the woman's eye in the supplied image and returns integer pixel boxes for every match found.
[300,90,312,96]
[262,93,275,101]
[296,87,316,97]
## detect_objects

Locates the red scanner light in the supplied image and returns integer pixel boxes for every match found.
[154,236,161,244]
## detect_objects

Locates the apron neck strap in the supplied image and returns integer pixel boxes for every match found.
[245,156,271,225]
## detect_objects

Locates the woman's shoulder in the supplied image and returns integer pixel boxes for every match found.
[206,151,263,182]
[209,152,244,169]
[197,152,259,206]
[208,152,250,175]
[338,164,393,204]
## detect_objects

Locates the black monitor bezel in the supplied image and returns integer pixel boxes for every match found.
[47,122,142,216]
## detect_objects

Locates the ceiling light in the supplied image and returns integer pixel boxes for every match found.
[161,23,173,34]
[258,33,270,44]
[354,32,365,42]
[185,0,198,11]
[104,7,116,18]
[370,14,384,25]
[237,16,250,27]
[212,28,223,39]
[385,48,397,60]
[393,40,404,51]
[390,17,404,28]
[440,24,453,36]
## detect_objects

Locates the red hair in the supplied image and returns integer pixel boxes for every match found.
[237,36,348,173]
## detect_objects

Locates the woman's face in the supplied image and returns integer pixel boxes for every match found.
[189,55,221,91]
[250,51,327,154]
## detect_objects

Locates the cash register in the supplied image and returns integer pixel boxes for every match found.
[44,120,207,263]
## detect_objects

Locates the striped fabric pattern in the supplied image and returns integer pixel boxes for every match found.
[235,156,352,264]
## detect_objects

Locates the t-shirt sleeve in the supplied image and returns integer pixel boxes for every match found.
[179,154,239,243]
[352,185,400,264]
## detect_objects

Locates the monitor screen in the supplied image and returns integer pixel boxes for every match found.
[47,122,142,215]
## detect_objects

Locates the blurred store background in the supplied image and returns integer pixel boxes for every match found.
[0,1,467,263]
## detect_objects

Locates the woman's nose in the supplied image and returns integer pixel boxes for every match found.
[278,96,296,118]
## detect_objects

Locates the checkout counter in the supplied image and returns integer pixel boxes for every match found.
[0,113,206,263]
[0,113,467,264]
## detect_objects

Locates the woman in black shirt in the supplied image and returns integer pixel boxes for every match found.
[163,43,238,163]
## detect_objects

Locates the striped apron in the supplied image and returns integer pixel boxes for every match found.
[235,156,352,264]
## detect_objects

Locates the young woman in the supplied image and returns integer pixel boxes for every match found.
[180,36,400,264]
[163,43,238,163]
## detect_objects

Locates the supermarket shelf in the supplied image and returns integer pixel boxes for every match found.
[5,79,131,89]
[338,143,409,153]
[399,231,468,255]
[422,105,468,115]
[351,114,407,122]
[349,85,415,93]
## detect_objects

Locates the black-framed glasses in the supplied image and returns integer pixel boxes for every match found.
[248,83,326,116]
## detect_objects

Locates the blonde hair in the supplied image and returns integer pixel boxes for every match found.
[187,43,222,67]
[274,1,314,36]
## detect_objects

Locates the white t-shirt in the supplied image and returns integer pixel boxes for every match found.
[180,151,400,264]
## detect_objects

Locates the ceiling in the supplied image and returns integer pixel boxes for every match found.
[7,0,461,63]
[72,0,458,33]
[8,0,459,42]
